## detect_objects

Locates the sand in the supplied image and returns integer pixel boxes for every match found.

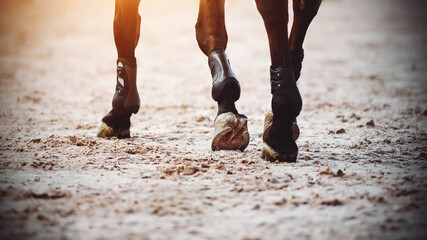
[0,0,426,239]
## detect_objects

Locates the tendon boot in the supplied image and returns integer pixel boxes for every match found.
[112,58,140,115]
[209,50,249,151]
[97,57,140,138]
[261,67,302,162]
[263,50,303,143]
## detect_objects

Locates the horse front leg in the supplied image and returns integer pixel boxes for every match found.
[98,0,141,139]
[196,0,249,151]
[289,0,322,80]
[256,0,302,162]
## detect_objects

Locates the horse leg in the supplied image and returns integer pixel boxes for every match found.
[196,0,249,151]
[262,1,321,145]
[98,0,141,139]
[256,0,302,162]
[289,0,322,80]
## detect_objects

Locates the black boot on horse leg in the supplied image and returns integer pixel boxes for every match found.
[262,0,321,144]
[98,0,141,139]
[98,58,140,138]
[256,0,302,162]
[263,0,321,145]
[209,50,249,151]
[263,68,302,162]
[289,0,322,80]
[196,0,249,151]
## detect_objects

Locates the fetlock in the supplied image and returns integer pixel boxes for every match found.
[112,57,140,115]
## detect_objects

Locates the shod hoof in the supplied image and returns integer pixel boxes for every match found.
[261,142,297,163]
[211,112,250,151]
[97,122,130,139]
[262,110,299,142]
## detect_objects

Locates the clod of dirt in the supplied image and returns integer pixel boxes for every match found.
[321,199,344,206]
[29,138,41,143]
[31,189,71,199]
[183,165,198,175]
[30,160,55,170]
[252,204,260,210]
[336,128,346,134]
[336,169,344,177]
[163,168,175,175]
[195,116,208,122]
[69,136,77,144]
[319,167,345,177]
[37,214,56,226]
[273,198,287,206]
[214,162,225,170]
[366,119,375,127]
[350,113,361,120]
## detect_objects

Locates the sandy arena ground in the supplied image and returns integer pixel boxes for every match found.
[0,0,426,239]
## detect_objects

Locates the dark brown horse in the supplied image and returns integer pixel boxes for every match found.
[97,0,322,162]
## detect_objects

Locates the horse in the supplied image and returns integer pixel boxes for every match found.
[97,0,322,162]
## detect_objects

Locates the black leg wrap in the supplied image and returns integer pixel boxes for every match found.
[112,57,140,115]
[290,49,304,81]
[209,50,241,102]
[270,67,303,116]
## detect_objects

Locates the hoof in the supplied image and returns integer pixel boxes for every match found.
[261,142,297,163]
[97,122,130,139]
[262,110,299,142]
[97,110,131,139]
[211,112,250,151]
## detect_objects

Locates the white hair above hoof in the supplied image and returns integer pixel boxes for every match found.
[261,142,297,163]
[262,110,300,142]
[97,122,130,139]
